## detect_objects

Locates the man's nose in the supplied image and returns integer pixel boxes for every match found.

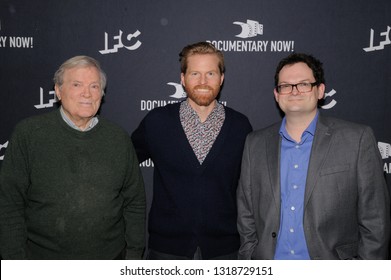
[199,74,207,84]
[291,85,300,95]
[81,86,92,97]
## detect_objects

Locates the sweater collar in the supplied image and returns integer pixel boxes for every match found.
[59,106,99,132]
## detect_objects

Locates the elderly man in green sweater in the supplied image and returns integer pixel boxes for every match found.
[0,55,146,259]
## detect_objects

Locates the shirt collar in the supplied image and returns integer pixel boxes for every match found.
[279,111,319,142]
[60,106,99,132]
[180,99,224,123]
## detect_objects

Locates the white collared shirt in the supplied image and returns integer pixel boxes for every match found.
[59,106,99,132]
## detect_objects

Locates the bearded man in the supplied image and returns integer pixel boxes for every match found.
[131,41,252,259]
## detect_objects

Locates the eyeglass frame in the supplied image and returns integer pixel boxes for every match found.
[276,82,319,95]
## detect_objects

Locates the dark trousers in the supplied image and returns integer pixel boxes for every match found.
[147,247,238,260]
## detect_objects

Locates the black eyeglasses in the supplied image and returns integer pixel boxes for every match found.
[276,82,318,95]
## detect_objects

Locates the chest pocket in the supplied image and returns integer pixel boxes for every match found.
[320,164,350,176]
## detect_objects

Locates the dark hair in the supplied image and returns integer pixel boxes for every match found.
[179,41,225,74]
[274,53,325,87]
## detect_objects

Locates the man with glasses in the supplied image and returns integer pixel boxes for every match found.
[237,53,390,259]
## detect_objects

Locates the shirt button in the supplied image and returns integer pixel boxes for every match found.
[290,250,295,255]
[293,185,298,189]
[294,164,299,169]
[289,228,294,233]
[295,145,300,149]
[291,206,295,211]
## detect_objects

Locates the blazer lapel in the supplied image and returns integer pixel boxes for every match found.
[266,124,282,209]
[304,116,334,208]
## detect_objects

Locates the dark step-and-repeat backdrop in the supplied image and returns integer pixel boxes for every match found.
[1,0,390,255]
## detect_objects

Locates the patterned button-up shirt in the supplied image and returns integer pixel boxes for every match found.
[180,100,225,164]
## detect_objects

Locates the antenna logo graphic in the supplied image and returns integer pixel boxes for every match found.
[233,19,263,38]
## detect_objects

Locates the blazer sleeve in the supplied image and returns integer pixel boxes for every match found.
[357,126,390,259]
[237,134,258,259]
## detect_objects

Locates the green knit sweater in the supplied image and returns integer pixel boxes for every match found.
[0,110,145,259]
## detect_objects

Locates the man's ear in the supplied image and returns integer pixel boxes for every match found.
[54,84,61,100]
[317,83,325,100]
[273,88,279,103]
[180,73,185,87]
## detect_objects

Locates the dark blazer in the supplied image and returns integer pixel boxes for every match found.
[237,115,390,259]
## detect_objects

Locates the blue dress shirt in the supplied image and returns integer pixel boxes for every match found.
[274,113,318,260]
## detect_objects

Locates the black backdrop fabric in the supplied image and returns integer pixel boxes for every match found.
[0,0,390,256]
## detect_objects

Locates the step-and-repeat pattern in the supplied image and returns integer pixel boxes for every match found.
[1,0,390,254]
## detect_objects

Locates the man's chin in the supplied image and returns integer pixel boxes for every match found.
[193,98,215,107]
[188,93,217,107]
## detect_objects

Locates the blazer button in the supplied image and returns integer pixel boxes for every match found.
[272,232,277,238]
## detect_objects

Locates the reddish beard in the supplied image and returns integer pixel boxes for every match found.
[186,85,219,106]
